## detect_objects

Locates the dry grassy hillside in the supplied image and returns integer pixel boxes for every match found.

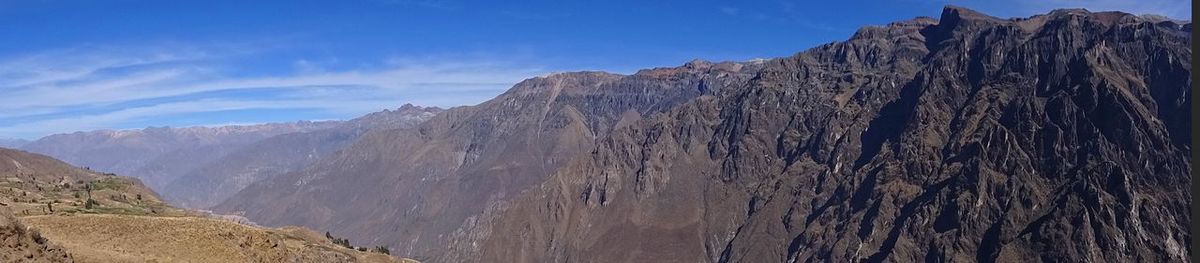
[0,147,410,262]
[24,214,401,263]
[0,147,181,218]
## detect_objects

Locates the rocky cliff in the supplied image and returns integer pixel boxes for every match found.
[221,6,1191,262]
[443,7,1192,262]
[216,62,762,258]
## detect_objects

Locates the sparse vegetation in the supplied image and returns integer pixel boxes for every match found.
[324,231,394,256]
[372,246,391,255]
[84,198,99,209]
[326,231,354,249]
[26,214,404,262]
[86,178,126,191]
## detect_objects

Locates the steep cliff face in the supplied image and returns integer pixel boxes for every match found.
[445,7,1191,262]
[215,63,761,258]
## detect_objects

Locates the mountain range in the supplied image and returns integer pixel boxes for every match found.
[19,104,442,208]
[209,6,1193,262]
[0,138,29,149]
[8,6,1192,262]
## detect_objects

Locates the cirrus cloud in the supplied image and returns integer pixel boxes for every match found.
[0,43,551,139]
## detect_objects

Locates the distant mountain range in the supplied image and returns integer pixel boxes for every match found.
[19,104,442,208]
[0,138,29,148]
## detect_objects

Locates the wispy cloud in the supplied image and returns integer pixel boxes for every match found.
[719,6,740,16]
[0,43,549,139]
[716,3,845,32]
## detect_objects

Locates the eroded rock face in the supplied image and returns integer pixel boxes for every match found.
[444,6,1191,262]
[216,63,762,259]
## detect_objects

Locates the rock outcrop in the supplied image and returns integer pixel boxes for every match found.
[0,208,71,263]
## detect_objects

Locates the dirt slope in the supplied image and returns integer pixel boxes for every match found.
[0,147,407,262]
[24,214,400,263]
[0,208,71,263]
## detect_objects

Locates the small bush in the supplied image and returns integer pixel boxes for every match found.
[84,198,99,209]
[324,231,353,249]
[371,246,391,255]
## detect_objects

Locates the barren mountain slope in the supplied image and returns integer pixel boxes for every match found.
[164,105,443,208]
[21,121,341,189]
[216,63,761,259]
[443,7,1192,262]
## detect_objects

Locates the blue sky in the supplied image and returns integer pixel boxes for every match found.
[0,0,1190,139]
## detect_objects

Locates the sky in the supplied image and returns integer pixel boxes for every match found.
[0,0,1191,139]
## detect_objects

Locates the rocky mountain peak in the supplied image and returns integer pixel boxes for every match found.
[501,71,624,99]
[394,103,442,114]
[939,5,1003,26]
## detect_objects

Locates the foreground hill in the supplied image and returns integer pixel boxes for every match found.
[0,208,70,262]
[221,6,1190,262]
[0,147,173,217]
[0,147,406,262]
[24,214,403,263]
